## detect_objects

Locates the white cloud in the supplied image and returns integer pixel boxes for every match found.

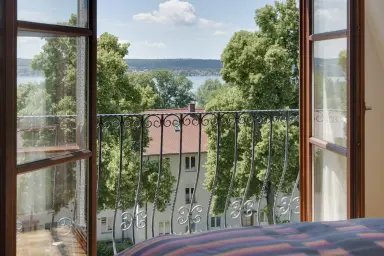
[133,0,226,28]
[213,30,229,36]
[133,0,197,25]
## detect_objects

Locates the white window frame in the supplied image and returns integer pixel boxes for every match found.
[185,187,196,204]
[100,216,113,233]
[185,156,196,171]
[159,221,170,235]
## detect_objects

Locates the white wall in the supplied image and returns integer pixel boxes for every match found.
[364,0,384,217]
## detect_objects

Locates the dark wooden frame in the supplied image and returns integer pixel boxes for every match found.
[18,21,92,37]
[299,0,365,221]
[348,0,365,219]
[0,0,18,254]
[0,0,97,254]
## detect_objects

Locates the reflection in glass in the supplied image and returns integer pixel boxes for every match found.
[313,0,347,34]
[16,160,88,255]
[18,0,88,28]
[313,146,347,221]
[312,38,347,146]
[17,35,87,164]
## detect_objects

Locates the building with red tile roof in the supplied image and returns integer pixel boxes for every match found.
[144,104,208,156]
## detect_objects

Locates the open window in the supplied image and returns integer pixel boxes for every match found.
[0,0,97,254]
[299,0,364,221]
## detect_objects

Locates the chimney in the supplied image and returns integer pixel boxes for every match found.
[188,103,196,113]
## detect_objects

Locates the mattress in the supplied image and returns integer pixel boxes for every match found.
[118,218,384,255]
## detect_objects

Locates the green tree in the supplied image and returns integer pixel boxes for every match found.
[195,78,225,107]
[98,139,176,211]
[151,70,195,109]
[127,72,158,111]
[204,0,300,222]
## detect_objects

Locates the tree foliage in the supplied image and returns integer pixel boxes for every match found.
[98,138,176,211]
[151,70,195,109]
[204,0,300,218]
[195,78,225,108]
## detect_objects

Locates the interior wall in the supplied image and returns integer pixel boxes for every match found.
[364,0,384,217]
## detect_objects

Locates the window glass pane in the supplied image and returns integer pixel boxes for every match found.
[313,146,347,221]
[313,0,347,34]
[191,156,196,168]
[101,217,107,232]
[312,38,347,146]
[216,216,221,227]
[17,160,88,255]
[185,157,190,169]
[17,35,88,164]
[164,221,170,234]
[211,217,215,227]
[107,217,113,231]
[18,0,88,28]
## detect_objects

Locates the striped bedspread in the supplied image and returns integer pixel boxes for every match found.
[118,218,384,255]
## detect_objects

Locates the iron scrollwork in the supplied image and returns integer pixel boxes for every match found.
[177,205,203,225]
[121,210,148,231]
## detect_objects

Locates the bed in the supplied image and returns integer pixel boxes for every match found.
[118,218,384,255]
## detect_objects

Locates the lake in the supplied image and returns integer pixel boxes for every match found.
[17,75,223,92]
[17,76,45,85]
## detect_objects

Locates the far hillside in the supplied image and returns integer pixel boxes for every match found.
[17,58,344,77]
[125,59,222,70]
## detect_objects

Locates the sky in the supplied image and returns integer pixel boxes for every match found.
[17,0,274,59]
[17,0,346,60]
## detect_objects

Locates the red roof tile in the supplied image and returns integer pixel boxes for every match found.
[144,107,208,156]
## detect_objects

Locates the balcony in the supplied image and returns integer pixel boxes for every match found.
[16,108,300,253]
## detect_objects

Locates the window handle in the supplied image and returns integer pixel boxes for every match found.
[365,102,372,111]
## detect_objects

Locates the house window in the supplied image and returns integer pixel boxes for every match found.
[185,156,196,170]
[159,221,170,235]
[210,216,221,228]
[101,217,113,233]
[185,187,196,204]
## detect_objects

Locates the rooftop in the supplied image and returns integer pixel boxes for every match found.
[144,105,208,156]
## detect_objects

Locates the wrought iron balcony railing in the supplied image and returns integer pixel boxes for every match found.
[17,109,300,253]
[96,109,300,250]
